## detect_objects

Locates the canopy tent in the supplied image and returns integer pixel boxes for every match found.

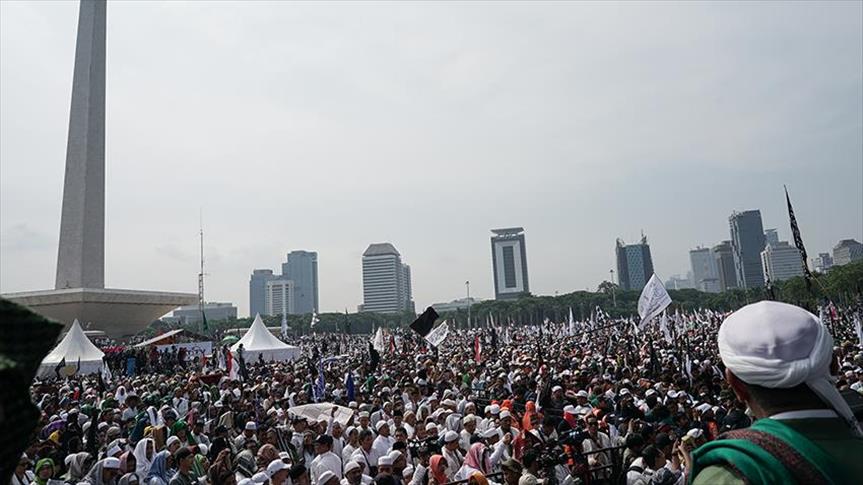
[38,319,105,377]
[230,314,301,362]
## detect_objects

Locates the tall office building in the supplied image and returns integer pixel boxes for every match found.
[812,253,833,273]
[249,269,277,317]
[713,240,738,291]
[361,243,414,313]
[764,229,780,247]
[616,236,654,291]
[833,239,863,266]
[761,241,805,282]
[729,210,766,289]
[490,228,530,300]
[265,279,295,316]
[282,250,319,314]
[689,247,720,293]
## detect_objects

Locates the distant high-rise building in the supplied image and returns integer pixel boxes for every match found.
[281,250,319,315]
[761,241,805,282]
[812,253,833,273]
[713,240,738,291]
[730,210,766,289]
[361,243,414,313]
[833,239,863,266]
[690,247,720,293]
[265,279,295,317]
[168,302,237,325]
[616,235,654,291]
[764,229,780,247]
[664,274,694,290]
[490,228,530,300]
[249,269,277,317]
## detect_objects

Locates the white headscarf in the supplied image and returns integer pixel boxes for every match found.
[718,301,861,435]
[132,438,154,478]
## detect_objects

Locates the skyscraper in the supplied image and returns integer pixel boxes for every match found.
[764,229,780,247]
[265,279,295,316]
[689,247,720,293]
[282,250,319,314]
[729,210,766,289]
[832,239,863,266]
[249,269,277,317]
[491,228,530,300]
[361,243,414,313]
[812,253,833,273]
[616,236,654,291]
[713,240,738,291]
[761,241,805,282]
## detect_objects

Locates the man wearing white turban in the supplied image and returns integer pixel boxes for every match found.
[691,302,862,484]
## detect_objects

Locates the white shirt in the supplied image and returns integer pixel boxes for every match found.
[372,435,395,458]
[310,451,343,485]
[350,447,380,475]
[342,443,358,464]
[442,448,463,480]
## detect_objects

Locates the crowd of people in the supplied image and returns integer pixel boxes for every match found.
[13,301,863,485]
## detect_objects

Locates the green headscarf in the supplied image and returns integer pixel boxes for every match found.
[34,457,55,485]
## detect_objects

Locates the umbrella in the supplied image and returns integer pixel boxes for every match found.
[220,336,239,345]
[288,403,354,426]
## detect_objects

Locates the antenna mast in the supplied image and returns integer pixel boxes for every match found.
[198,211,206,331]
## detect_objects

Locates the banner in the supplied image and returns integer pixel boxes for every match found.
[424,321,450,348]
[638,274,672,329]
[156,341,213,359]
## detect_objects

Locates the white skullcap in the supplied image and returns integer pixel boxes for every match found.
[443,430,459,443]
[377,455,394,466]
[499,410,511,419]
[719,301,861,434]
[344,461,361,474]
[489,404,500,415]
[375,421,388,431]
[686,428,704,439]
[166,436,180,447]
[252,472,269,483]
[103,457,121,469]
[387,451,402,462]
[402,466,415,478]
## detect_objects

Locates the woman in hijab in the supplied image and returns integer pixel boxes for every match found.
[256,445,279,471]
[454,443,490,481]
[233,450,256,483]
[64,452,94,484]
[207,449,233,485]
[32,458,55,485]
[145,451,172,485]
[427,456,448,485]
[467,472,488,485]
[119,453,138,480]
[133,439,155,479]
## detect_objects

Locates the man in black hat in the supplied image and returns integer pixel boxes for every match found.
[310,434,342,485]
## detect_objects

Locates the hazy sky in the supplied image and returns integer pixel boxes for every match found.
[2,1,861,316]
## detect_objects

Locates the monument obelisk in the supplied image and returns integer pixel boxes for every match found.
[56,0,106,290]
[3,0,196,338]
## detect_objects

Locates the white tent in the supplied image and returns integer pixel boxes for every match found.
[230,314,301,362]
[38,319,105,377]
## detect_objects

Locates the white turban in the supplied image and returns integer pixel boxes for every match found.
[718,301,861,435]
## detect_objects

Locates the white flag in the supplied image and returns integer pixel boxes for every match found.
[372,327,386,352]
[638,274,672,329]
[855,314,863,347]
[310,311,320,328]
[101,362,112,383]
[424,321,450,348]
[659,311,673,344]
[281,312,289,339]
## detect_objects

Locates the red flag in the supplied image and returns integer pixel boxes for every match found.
[225,349,233,376]
[474,335,482,363]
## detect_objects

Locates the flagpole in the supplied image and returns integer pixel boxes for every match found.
[466,280,471,331]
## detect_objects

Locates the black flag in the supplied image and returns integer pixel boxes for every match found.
[54,357,66,379]
[409,307,439,337]
[368,341,380,372]
[785,185,813,289]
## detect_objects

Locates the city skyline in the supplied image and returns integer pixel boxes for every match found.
[1,1,861,315]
